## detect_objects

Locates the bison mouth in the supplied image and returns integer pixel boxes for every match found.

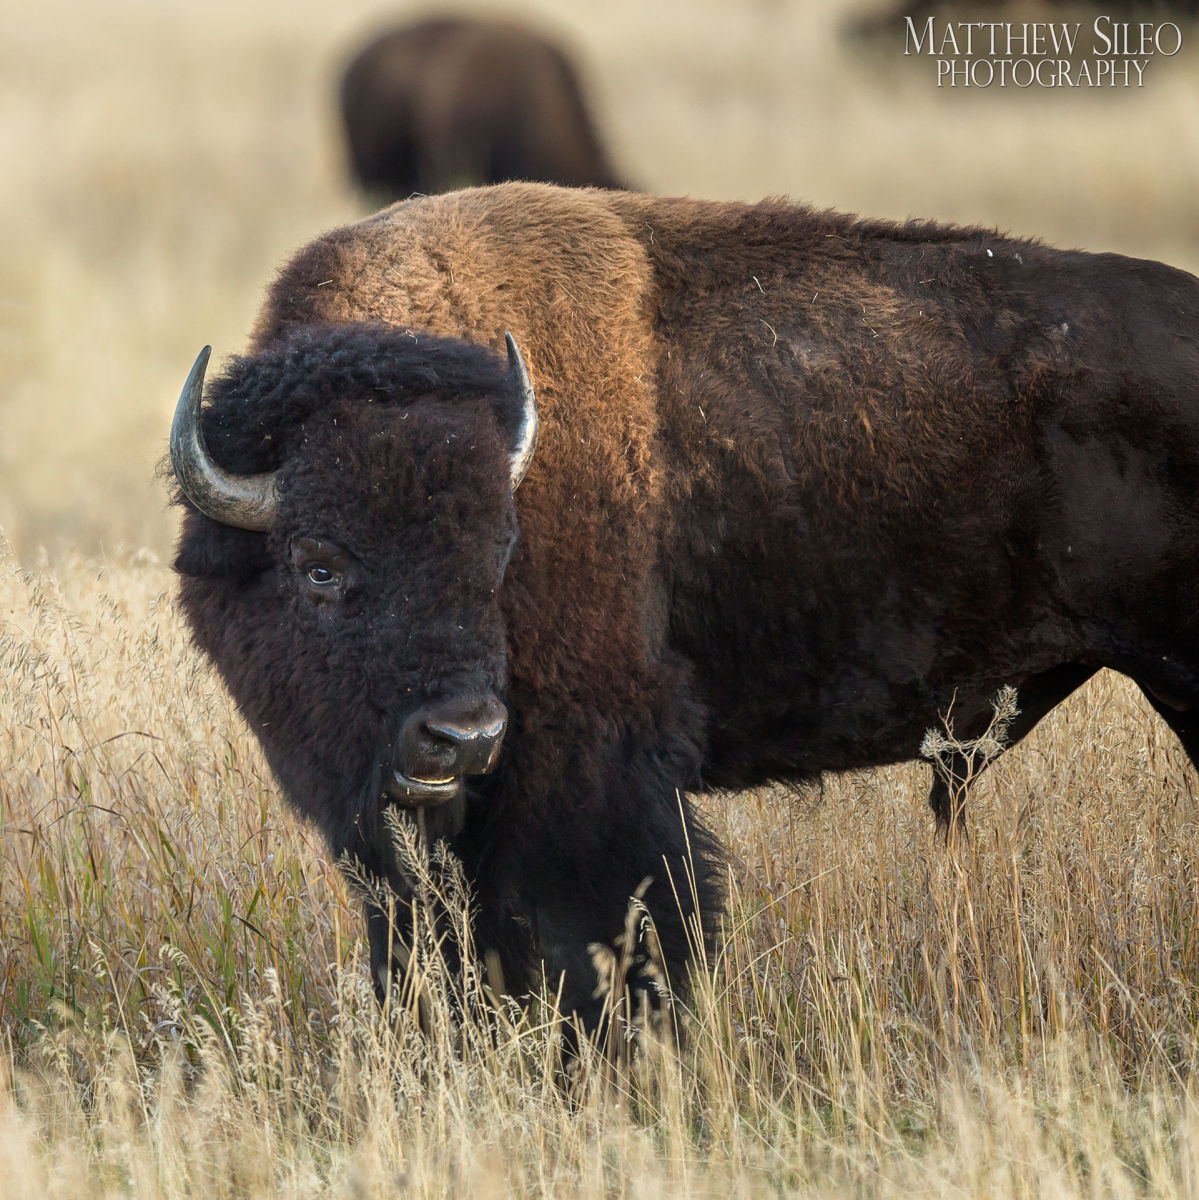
[386,770,463,807]
[383,693,508,808]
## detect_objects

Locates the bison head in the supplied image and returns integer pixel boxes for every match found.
[170,324,537,873]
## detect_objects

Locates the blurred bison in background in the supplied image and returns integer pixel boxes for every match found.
[340,16,624,199]
[171,182,1199,1036]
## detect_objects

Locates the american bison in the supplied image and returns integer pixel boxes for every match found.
[171,182,1199,1032]
[339,17,624,199]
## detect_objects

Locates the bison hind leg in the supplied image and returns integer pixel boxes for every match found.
[1133,681,1199,775]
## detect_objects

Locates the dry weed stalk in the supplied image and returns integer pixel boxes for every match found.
[920,684,1021,843]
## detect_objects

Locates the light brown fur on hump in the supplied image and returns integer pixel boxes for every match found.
[253,183,669,707]
[252,184,658,502]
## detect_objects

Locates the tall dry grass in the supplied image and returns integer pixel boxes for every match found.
[4,541,1199,1197]
[4,0,1199,1193]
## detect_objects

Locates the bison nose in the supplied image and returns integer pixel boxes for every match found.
[399,695,508,781]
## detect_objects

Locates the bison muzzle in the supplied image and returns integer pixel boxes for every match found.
[389,693,508,806]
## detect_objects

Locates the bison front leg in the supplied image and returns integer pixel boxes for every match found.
[365,893,434,1025]
[337,800,474,1026]
[466,735,724,1039]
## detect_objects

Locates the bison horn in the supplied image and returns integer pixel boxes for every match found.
[170,346,281,532]
[505,333,539,490]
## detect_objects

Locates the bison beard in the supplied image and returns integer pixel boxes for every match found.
[173,182,1199,1037]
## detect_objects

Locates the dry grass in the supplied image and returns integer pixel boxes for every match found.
[4,543,1199,1197]
[4,0,1199,1194]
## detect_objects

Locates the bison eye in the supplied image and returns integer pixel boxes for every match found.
[289,536,354,599]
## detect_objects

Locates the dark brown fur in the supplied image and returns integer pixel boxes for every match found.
[177,183,1199,1030]
[339,17,624,200]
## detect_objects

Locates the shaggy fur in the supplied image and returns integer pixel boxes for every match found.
[339,17,624,200]
[176,182,1199,1030]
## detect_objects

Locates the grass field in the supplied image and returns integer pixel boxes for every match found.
[3,0,1199,1194]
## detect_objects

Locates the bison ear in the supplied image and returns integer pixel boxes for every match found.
[504,333,538,490]
[174,515,271,582]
